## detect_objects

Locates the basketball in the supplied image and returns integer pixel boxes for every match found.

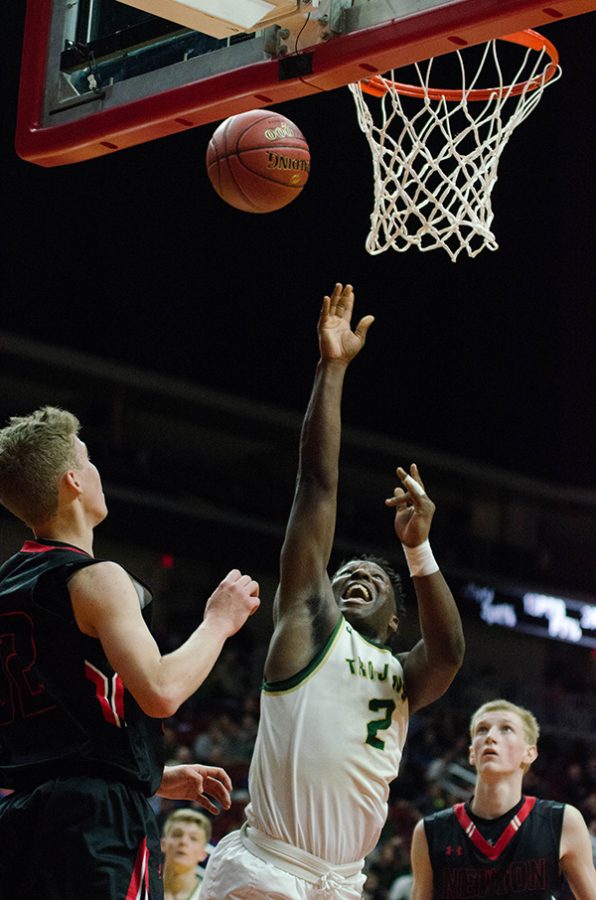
[206,110,311,213]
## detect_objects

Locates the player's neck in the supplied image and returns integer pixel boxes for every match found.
[34,519,94,556]
[470,777,524,819]
[163,865,199,900]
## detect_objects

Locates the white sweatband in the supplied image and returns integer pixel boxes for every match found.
[402,539,439,577]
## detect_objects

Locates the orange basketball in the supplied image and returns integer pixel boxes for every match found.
[206,110,311,213]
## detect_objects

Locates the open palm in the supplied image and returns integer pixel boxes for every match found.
[318,283,374,363]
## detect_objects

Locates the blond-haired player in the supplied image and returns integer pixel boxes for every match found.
[162,809,212,900]
[0,406,260,899]
[410,699,596,899]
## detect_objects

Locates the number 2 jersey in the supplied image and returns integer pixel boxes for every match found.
[0,539,164,794]
[246,615,409,865]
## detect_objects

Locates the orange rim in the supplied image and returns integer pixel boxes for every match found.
[359,29,559,102]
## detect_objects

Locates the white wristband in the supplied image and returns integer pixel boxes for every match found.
[402,539,439,577]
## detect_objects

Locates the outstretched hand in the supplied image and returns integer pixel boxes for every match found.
[318,283,374,364]
[385,463,436,548]
[157,764,233,814]
[203,569,260,639]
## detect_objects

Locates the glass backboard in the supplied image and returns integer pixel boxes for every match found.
[16,0,595,166]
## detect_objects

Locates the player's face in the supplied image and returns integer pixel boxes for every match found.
[162,822,208,871]
[72,438,107,524]
[469,711,536,777]
[332,559,398,643]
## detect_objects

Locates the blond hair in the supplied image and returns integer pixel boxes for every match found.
[162,808,212,842]
[0,407,80,526]
[470,699,540,746]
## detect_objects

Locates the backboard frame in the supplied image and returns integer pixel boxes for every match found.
[15,0,595,167]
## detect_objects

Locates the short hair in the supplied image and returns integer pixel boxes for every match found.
[470,699,540,746]
[0,407,80,527]
[162,808,212,842]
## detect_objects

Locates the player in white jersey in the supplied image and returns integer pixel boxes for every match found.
[200,283,465,899]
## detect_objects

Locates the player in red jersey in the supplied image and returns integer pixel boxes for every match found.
[0,406,260,899]
[410,699,596,899]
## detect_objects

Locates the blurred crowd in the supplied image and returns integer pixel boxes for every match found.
[153,636,596,899]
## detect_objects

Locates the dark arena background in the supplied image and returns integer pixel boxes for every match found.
[2,2,595,895]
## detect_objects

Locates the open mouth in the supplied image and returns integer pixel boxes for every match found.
[342,582,373,603]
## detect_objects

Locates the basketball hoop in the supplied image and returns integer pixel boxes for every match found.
[349,30,561,262]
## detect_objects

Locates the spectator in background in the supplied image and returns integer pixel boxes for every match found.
[197,644,252,709]
[162,808,212,900]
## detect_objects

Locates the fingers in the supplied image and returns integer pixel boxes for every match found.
[210,572,260,630]
[197,764,233,792]
[223,568,241,581]
[233,574,261,618]
[398,463,426,497]
[331,282,354,317]
[354,314,375,344]
[188,766,233,814]
[223,570,260,597]
[319,283,375,348]
[384,489,407,509]
[385,464,428,508]
[194,790,227,815]
[201,775,232,811]
[321,282,354,319]
[235,573,260,595]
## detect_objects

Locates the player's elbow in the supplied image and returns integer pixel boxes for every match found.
[296,469,338,495]
[439,626,465,671]
[136,687,181,719]
[437,647,465,693]
[431,638,465,693]
[442,647,465,685]
[449,632,466,669]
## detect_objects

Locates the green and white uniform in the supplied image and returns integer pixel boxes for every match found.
[200,616,408,899]
[248,615,409,862]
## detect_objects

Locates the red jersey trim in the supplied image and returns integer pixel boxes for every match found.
[126,837,150,900]
[453,796,537,861]
[84,661,124,728]
[21,539,88,556]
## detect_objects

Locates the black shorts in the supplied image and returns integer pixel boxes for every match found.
[0,775,163,900]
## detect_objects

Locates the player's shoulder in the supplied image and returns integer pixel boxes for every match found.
[531,797,566,816]
[424,805,458,827]
[528,796,567,835]
[67,559,132,595]
[559,802,586,826]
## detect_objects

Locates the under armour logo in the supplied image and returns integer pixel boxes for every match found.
[445,845,462,856]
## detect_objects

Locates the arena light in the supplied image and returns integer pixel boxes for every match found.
[463,581,596,648]
[115,0,298,38]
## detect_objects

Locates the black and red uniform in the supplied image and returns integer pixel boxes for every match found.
[0,539,165,899]
[423,795,565,899]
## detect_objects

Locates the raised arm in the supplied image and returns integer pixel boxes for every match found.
[559,804,596,899]
[387,465,465,714]
[265,284,374,681]
[69,562,260,717]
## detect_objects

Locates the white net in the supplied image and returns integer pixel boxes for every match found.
[349,34,561,262]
